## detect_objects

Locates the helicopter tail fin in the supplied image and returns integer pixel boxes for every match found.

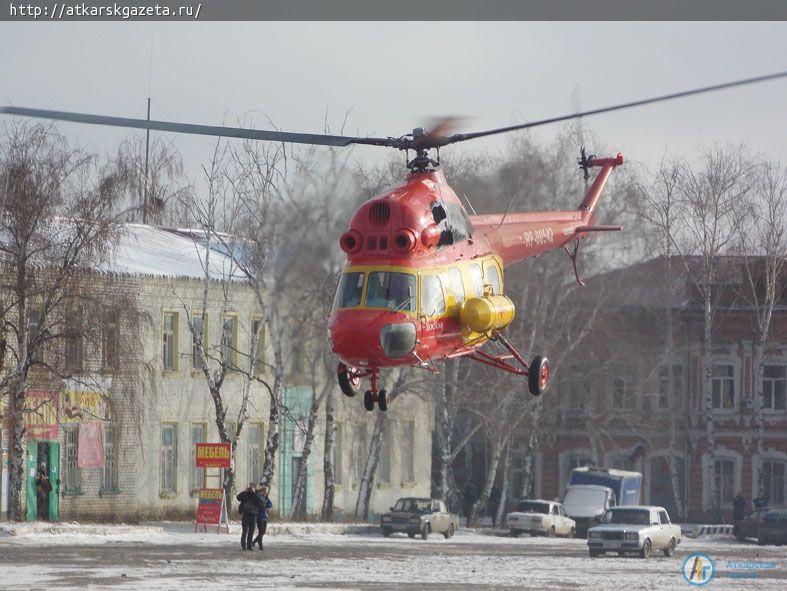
[578,153,624,221]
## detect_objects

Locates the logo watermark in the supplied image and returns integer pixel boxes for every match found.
[682,553,715,587]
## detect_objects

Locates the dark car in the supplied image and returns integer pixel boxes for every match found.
[734,508,770,542]
[380,497,459,540]
[758,510,787,546]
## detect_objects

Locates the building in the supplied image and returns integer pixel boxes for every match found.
[0,224,433,521]
[533,256,787,521]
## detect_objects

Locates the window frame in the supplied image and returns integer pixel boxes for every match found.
[762,363,787,413]
[248,421,264,485]
[190,313,209,372]
[468,264,484,297]
[401,419,415,484]
[162,311,180,373]
[710,362,737,412]
[160,422,178,496]
[420,272,447,318]
[221,314,239,371]
[482,259,503,295]
[100,423,119,492]
[102,309,120,372]
[250,317,265,377]
[190,422,207,493]
[63,426,81,493]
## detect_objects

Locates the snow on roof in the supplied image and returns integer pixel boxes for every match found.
[100,224,247,281]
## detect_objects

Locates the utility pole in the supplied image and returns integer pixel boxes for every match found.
[142,97,151,224]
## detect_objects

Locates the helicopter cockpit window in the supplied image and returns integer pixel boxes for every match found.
[421,275,446,317]
[332,272,365,310]
[469,264,484,297]
[448,268,465,304]
[365,272,417,312]
[485,264,502,294]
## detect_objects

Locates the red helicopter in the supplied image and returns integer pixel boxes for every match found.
[3,72,784,412]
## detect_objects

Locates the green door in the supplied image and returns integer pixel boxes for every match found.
[25,441,38,521]
[48,442,60,521]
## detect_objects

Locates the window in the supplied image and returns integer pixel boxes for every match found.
[332,272,365,310]
[27,309,43,362]
[222,316,238,370]
[190,423,206,491]
[657,364,683,410]
[365,271,416,312]
[162,312,179,372]
[161,423,177,494]
[484,262,502,294]
[378,424,392,484]
[448,268,465,304]
[102,310,119,370]
[65,308,83,371]
[248,422,263,484]
[64,427,80,492]
[562,382,584,415]
[659,510,670,524]
[714,458,735,505]
[468,264,484,297]
[762,460,785,506]
[612,377,637,409]
[251,318,264,376]
[402,420,415,483]
[712,364,736,410]
[333,423,343,485]
[352,422,368,484]
[763,365,786,411]
[421,275,446,317]
[609,454,637,471]
[191,315,207,371]
[101,424,118,491]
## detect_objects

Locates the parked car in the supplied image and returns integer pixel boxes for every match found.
[564,467,642,537]
[380,497,460,540]
[506,499,576,538]
[587,506,681,558]
[734,508,770,542]
[758,509,787,546]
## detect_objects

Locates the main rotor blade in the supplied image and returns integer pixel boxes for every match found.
[445,71,787,145]
[0,106,398,148]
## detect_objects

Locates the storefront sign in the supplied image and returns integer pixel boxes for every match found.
[195,488,224,525]
[62,388,110,423]
[77,421,104,468]
[195,442,231,468]
[24,391,58,439]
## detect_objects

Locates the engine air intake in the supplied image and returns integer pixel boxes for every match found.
[369,201,391,227]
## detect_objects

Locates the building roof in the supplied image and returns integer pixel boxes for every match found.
[100,224,246,281]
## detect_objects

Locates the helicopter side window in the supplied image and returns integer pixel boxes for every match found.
[365,272,416,312]
[421,274,446,317]
[468,264,484,297]
[332,272,365,310]
[448,268,465,304]
[484,262,502,294]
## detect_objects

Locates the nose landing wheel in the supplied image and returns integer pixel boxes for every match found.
[363,388,388,412]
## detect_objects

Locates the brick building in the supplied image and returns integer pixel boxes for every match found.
[531,256,787,522]
[1,224,432,521]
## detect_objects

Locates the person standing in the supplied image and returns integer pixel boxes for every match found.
[236,483,263,551]
[732,493,746,522]
[252,485,273,550]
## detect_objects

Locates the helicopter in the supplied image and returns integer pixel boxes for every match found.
[2,71,785,412]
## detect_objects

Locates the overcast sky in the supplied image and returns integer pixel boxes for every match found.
[1,22,786,187]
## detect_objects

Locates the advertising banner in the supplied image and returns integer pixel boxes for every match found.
[24,391,58,439]
[195,442,231,468]
[195,488,224,525]
[77,421,105,468]
[62,387,110,423]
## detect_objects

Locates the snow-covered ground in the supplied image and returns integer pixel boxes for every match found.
[1,522,784,590]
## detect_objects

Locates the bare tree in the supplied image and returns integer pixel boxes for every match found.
[737,160,787,500]
[0,123,123,520]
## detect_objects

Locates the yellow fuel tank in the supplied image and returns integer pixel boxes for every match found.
[460,295,516,334]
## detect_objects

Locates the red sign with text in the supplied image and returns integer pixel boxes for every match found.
[195,488,224,525]
[24,391,58,439]
[195,442,231,468]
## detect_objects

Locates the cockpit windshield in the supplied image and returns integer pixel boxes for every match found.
[332,272,365,310]
[365,271,417,312]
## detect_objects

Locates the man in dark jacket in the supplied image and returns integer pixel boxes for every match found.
[237,483,263,550]
[732,493,746,522]
[252,484,273,550]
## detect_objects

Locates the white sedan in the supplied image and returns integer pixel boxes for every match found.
[506,499,576,538]
[587,506,681,558]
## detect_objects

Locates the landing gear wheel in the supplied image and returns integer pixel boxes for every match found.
[378,389,388,412]
[337,363,361,398]
[363,390,375,412]
[528,356,549,397]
